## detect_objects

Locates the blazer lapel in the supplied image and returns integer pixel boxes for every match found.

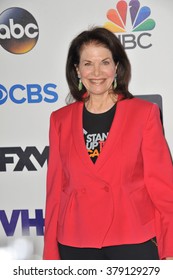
[72,102,93,169]
[93,99,129,171]
[72,99,129,173]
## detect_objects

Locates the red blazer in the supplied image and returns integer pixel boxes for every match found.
[43,97,173,260]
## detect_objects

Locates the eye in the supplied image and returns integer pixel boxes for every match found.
[102,60,110,65]
[84,62,91,66]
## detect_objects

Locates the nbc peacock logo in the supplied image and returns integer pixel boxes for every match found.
[104,0,156,49]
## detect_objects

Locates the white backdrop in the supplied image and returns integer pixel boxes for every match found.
[0,0,173,259]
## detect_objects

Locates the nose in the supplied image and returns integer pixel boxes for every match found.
[93,64,101,76]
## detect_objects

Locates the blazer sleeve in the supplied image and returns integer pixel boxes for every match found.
[43,112,62,260]
[142,103,173,259]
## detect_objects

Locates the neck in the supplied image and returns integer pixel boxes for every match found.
[85,93,117,113]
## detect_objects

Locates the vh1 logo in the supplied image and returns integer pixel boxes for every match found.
[0,209,44,236]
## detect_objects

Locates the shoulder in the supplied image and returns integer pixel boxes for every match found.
[118,97,161,127]
[120,96,159,113]
[53,101,78,115]
[122,96,154,107]
[51,101,82,121]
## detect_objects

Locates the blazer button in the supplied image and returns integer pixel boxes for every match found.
[81,188,86,193]
[104,186,109,192]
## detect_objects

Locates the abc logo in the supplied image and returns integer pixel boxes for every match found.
[0,7,39,54]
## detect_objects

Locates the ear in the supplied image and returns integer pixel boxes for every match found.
[74,64,80,77]
[115,62,119,71]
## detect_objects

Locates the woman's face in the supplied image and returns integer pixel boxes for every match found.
[76,43,117,97]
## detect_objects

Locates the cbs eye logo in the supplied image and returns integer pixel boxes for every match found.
[0,7,39,54]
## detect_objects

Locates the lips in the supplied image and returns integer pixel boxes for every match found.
[90,79,105,85]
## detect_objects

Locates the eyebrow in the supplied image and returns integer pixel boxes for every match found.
[102,57,111,61]
[82,57,111,62]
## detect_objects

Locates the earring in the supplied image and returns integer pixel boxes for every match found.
[113,74,117,89]
[78,78,83,91]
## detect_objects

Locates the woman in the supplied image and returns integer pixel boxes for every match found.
[43,27,173,260]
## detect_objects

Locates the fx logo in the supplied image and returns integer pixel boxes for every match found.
[0,146,49,171]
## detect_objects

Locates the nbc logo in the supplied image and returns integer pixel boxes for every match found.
[104,0,156,49]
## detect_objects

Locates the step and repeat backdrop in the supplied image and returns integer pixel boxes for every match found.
[0,0,173,259]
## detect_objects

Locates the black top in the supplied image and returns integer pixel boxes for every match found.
[83,104,116,163]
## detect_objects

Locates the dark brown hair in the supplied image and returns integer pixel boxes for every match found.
[66,27,133,102]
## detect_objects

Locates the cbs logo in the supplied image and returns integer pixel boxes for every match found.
[0,7,39,54]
